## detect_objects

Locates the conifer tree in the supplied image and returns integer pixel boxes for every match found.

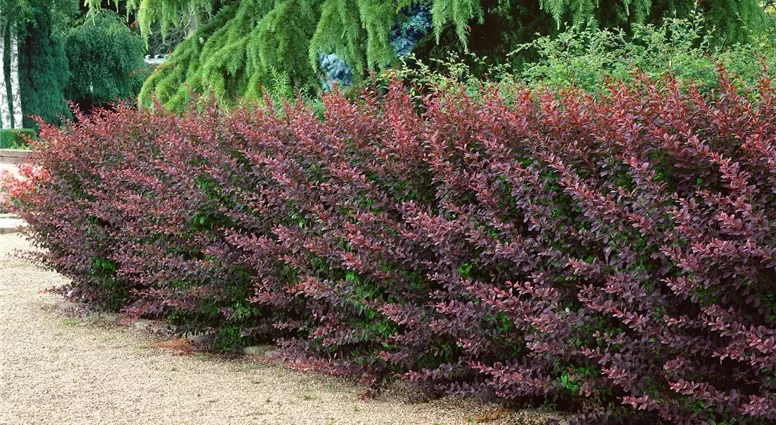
[65,10,148,113]
[91,0,769,110]
[1,0,77,128]
[19,2,74,127]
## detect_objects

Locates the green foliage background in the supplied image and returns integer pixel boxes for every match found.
[3,0,774,123]
[65,10,149,110]
[19,2,73,128]
[87,0,770,110]
[0,128,34,148]
[391,14,776,100]
[2,1,146,129]
[509,13,776,92]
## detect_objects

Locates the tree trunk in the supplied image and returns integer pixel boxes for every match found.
[9,22,22,129]
[186,8,199,38]
[0,18,11,129]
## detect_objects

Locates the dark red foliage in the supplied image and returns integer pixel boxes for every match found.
[5,70,776,424]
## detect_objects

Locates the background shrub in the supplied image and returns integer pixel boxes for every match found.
[0,129,35,149]
[389,15,776,99]
[5,68,776,424]
[512,14,776,92]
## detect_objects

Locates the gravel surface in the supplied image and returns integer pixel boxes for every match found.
[0,162,23,182]
[0,233,529,425]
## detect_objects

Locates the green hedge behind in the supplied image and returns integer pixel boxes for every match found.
[0,129,36,149]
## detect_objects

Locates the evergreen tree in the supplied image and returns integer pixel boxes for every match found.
[90,0,769,110]
[1,0,78,128]
[19,1,75,128]
[65,10,148,113]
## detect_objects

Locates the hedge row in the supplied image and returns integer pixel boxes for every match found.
[5,71,776,424]
[0,129,35,149]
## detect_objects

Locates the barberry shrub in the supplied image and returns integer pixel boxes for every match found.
[5,68,776,424]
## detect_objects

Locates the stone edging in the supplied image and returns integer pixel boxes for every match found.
[0,149,37,164]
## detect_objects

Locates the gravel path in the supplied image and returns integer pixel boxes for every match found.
[0,163,21,180]
[0,233,502,425]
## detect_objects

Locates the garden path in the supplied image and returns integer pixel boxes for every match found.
[0,233,504,425]
[0,163,19,180]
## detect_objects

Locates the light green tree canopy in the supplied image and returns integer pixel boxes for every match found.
[88,0,770,110]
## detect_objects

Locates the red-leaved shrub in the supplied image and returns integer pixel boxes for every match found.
[4,70,776,424]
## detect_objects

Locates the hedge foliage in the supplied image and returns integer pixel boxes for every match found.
[0,128,35,149]
[5,69,776,424]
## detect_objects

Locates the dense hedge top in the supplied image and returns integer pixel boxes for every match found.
[5,70,776,424]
